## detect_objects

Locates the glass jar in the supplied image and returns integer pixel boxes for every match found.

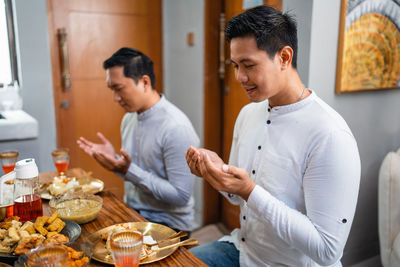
[13,158,43,221]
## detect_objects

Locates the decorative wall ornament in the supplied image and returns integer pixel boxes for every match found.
[335,0,400,93]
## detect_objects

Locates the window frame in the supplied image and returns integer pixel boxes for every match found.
[4,0,18,85]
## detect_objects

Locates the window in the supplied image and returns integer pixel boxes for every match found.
[0,0,18,87]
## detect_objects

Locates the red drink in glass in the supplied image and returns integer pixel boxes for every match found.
[52,149,69,176]
[2,164,15,174]
[115,256,139,267]
[6,204,14,217]
[0,151,18,174]
[54,160,68,174]
[14,194,43,222]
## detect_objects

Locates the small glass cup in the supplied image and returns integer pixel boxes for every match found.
[0,151,19,174]
[51,148,69,177]
[27,245,68,267]
[110,231,143,267]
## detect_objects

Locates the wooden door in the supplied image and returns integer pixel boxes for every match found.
[47,0,162,199]
[221,0,282,229]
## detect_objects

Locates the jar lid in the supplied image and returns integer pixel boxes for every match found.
[15,158,39,179]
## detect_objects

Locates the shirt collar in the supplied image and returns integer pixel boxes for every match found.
[268,90,316,114]
[137,94,165,121]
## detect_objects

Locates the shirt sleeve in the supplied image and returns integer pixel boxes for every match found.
[124,125,199,207]
[247,129,360,265]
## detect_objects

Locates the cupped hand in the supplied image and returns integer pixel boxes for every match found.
[93,148,131,174]
[185,146,225,177]
[77,132,115,157]
[198,151,255,201]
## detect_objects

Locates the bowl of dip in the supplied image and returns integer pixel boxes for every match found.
[49,191,103,224]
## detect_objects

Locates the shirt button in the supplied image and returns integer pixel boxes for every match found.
[258,145,261,150]
[241,237,245,242]
[268,108,271,112]
[228,193,234,198]
[243,216,246,220]
[266,120,271,124]
[342,218,347,223]
[252,170,255,174]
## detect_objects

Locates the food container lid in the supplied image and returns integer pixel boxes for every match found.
[15,158,39,179]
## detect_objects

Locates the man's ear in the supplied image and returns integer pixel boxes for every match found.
[141,75,152,91]
[278,46,293,70]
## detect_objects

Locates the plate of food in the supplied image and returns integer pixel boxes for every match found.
[40,174,104,200]
[0,214,81,262]
[14,241,93,267]
[88,222,180,265]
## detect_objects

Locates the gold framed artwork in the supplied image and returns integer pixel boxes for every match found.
[335,0,400,93]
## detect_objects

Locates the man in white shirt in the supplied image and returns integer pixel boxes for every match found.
[186,6,360,267]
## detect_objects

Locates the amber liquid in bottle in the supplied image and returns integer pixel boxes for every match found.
[14,194,43,222]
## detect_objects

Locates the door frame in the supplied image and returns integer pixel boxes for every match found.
[202,0,223,225]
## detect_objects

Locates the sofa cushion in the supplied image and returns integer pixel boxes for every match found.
[379,150,400,267]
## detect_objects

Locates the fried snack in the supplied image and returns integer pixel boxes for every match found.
[7,226,20,242]
[47,231,58,238]
[0,229,7,239]
[34,216,49,228]
[4,216,19,222]
[47,212,59,224]
[21,221,36,235]
[43,233,69,246]
[34,216,49,236]
[14,234,45,255]
[18,230,30,239]
[0,236,14,249]
[47,218,64,232]
[34,225,48,236]
[57,221,66,233]
[63,245,89,267]
[0,222,13,230]
[12,220,22,228]
[0,243,12,253]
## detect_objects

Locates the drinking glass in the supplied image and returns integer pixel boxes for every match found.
[51,148,69,177]
[0,151,18,174]
[110,231,143,267]
[27,246,68,267]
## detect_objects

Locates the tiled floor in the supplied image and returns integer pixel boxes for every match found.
[349,255,382,267]
[191,223,230,245]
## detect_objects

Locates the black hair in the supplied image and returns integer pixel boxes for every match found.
[103,47,156,88]
[225,5,298,68]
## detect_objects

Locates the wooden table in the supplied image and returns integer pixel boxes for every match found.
[40,169,207,267]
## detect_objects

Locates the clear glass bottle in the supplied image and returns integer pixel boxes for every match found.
[13,158,43,221]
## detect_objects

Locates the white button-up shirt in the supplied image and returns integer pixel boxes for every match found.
[220,91,360,266]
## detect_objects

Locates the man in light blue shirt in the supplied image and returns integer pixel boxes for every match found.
[78,48,199,232]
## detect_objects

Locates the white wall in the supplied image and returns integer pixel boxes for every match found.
[11,0,56,172]
[162,0,205,229]
[283,0,313,86]
[284,0,400,264]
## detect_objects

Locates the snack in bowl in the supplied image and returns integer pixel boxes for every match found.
[15,242,92,267]
[47,176,81,196]
[49,191,103,224]
[0,214,71,255]
[41,172,104,200]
